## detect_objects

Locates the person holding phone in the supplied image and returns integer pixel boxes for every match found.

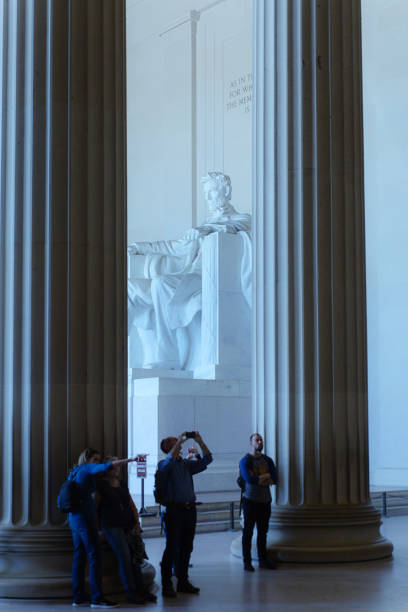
[157,431,212,598]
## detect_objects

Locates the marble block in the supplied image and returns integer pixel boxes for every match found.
[128,374,251,505]
[198,231,251,379]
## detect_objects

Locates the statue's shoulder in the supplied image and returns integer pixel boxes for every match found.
[231,212,251,220]
[230,212,251,228]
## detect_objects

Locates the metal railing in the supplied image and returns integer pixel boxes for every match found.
[371,490,408,517]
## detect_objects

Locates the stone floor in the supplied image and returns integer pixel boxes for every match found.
[1,515,407,611]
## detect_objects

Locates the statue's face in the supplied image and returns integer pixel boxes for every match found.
[203,180,227,213]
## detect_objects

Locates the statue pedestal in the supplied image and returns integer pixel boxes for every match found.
[128,375,251,500]
[194,364,250,381]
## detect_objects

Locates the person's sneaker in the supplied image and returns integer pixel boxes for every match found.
[259,559,277,569]
[72,602,91,608]
[126,593,146,605]
[90,600,119,609]
[177,580,200,594]
[143,591,157,603]
[244,562,255,572]
[162,585,177,598]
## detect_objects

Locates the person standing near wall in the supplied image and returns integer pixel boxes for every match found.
[239,433,277,572]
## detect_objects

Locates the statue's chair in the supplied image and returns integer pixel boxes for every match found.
[128,231,251,380]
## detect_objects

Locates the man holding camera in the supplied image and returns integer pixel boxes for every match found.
[240,433,277,571]
[157,431,212,598]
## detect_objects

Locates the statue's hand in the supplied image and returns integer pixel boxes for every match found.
[128,242,149,255]
[128,243,141,255]
[182,228,201,242]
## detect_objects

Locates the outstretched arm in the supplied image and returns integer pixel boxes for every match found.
[111,454,147,467]
[128,235,198,258]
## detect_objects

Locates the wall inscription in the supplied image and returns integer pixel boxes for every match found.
[226,72,252,114]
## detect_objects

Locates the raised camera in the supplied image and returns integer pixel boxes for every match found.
[185,431,196,439]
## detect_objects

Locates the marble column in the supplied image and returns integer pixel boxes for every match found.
[251,0,392,561]
[0,0,126,596]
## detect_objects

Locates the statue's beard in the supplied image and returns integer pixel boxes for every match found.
[208,199,235,217]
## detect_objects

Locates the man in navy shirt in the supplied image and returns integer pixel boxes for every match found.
[157,431,212,598]
[239,433,277,572]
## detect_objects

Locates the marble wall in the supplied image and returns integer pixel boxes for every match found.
[126,0,253,243]
[362,0,408,487]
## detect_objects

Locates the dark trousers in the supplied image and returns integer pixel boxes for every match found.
[103,527,145,596]
[242,497,271,563]
[70,520,103,603]
[161,505,196,586]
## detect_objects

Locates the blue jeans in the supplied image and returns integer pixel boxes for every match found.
[103,527,145,595]
[69,516,103,603]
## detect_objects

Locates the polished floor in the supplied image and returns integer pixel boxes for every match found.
[1,515,407,611]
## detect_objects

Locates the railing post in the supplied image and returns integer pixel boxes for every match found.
[229,502,235,531]
[382,492,387,517]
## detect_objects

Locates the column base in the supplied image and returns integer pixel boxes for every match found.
[0,526,155,598]
[231,504,393,563]
[0,527,74,597]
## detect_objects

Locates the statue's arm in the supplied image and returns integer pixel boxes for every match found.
[127,221,221,257]
[128,237,195,257]
[198,222,239,235]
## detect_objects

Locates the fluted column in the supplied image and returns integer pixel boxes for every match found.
[252,0,392,561]
[0,0,126,596]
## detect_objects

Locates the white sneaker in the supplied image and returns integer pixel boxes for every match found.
[90,600,119,609]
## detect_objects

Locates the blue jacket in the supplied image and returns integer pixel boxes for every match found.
[239,453,278,500]
[68,462,112,527]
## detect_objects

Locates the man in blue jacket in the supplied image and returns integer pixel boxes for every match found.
[239,433,277,572]
[157,431,212,598]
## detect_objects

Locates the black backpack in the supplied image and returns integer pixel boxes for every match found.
[153,468,168,506]
[57,468,82,513]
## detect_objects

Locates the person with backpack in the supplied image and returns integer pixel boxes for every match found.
[64,447,145,609]
[156,431,212,599]
[239,433,277,572]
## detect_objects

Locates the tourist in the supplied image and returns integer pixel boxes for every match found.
[239,433,277,571]
[68,448,144,609]
[96,456,157,605]
[156,431,212,598]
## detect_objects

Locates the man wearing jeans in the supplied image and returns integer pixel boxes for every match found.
[239,433,277,571]
[157,431,212,598]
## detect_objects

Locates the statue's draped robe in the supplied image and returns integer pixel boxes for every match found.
[128,213,251,370]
